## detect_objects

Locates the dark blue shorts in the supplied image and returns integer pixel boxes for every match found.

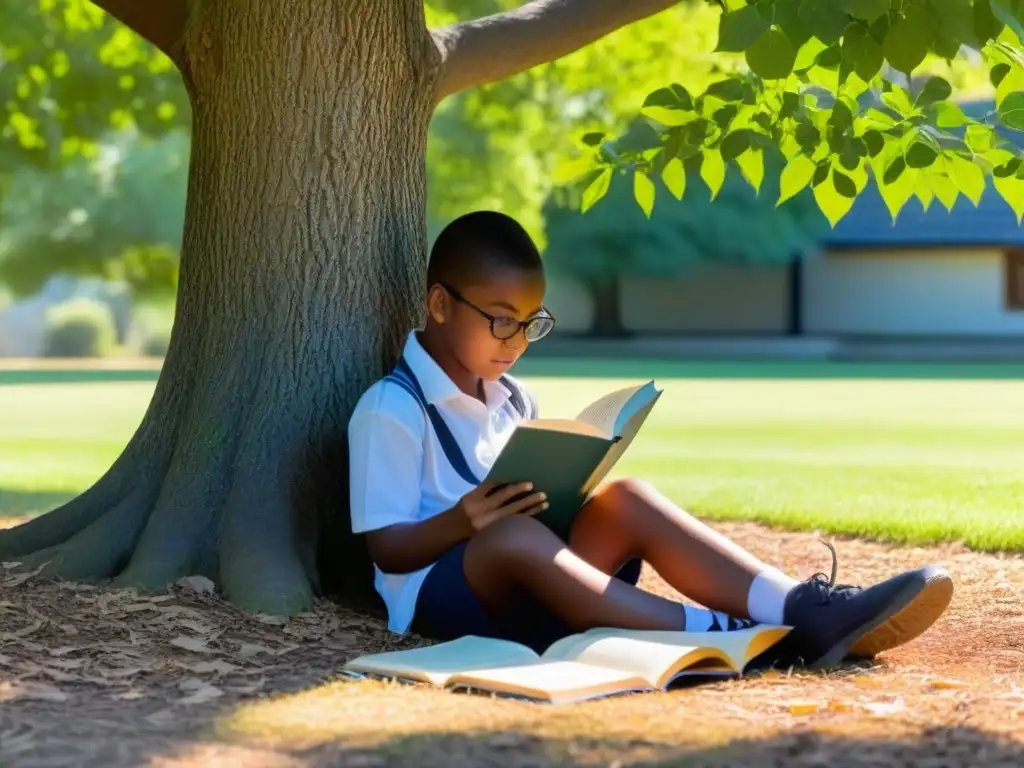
[410,540,643,654]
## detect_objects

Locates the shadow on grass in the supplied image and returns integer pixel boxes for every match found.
[142,724,1024,767]
[0,489,74,518]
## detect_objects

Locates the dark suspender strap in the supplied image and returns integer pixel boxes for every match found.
[499,375,527,419]
[390,358,482,486]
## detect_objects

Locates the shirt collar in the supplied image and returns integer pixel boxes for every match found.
[402,331,511,411]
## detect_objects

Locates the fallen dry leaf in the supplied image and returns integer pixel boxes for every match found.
[0,681,69,703]
[186,660,240,675]
[169,636,217,654]
[237,643,275,659]
[177,678,223,706]
[861,699,908,717]
[176,575,216,595]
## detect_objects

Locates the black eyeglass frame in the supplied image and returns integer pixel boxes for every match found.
[439,283,556,342]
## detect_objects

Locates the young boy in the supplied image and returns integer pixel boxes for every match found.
[348,211,953,669]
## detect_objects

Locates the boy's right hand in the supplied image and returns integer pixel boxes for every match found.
[457,481,548,533]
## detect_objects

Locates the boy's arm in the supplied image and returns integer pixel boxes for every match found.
[349,409,471,575]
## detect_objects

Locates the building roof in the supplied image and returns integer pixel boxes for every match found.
[823,99,1024,249]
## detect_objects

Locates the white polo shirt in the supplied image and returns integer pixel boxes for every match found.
[348,331,536,634]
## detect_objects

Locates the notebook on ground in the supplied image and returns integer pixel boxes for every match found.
[486,381,662,531]
[342,625,790,704]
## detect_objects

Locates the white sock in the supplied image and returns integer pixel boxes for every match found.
[682,604,753,632]
[746,567,801,625]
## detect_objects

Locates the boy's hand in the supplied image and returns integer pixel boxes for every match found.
[457,481,548,533]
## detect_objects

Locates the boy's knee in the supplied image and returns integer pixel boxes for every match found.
[467,514,552,564]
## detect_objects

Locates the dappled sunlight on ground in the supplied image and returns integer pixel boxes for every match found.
[1,519,1021,766]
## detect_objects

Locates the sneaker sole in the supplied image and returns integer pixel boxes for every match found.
[848,570,954,658]
[808,566,954,670]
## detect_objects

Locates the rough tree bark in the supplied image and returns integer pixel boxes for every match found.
[0,0,677,616]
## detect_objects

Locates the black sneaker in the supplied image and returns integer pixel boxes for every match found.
[773,541,954,670]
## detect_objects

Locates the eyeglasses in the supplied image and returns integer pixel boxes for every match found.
[440,283,556,342]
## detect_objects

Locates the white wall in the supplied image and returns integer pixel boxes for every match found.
[803,249,1024,336]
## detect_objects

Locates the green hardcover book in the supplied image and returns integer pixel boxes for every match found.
[486,381,663,532]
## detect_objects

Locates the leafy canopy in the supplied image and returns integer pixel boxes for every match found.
[566,0,1024,226]
[543,146,826,281]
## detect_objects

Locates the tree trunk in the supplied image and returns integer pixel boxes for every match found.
[586,274,630,338]
[0,0,441,615]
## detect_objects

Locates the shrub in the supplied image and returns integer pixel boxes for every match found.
[43,298,117,358]
[141,329,171,357]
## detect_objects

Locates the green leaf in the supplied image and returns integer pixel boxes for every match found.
[949,154,985,205]
[643,84,694,112]
[932,100,968,128]
[999,91,1024,129]
[705,78,748,103]
[994,172,1024,222]
[842,24,885,82]
[883,13,935,73]
[991,62,1012,86]
[915,172,935,210]
[581,132,605,147]
[554,155,596,184]
[880,85,916,115]
[700,148,726,200]
[633,170,656,218]
[915,76,953,107]
[721,129,753,160]
[929,167,960,212]
[840,0,890,21]
[778,154,816,205]
[813,168,856,225]
[795,121,821,150]
[833,169,858,198]
[581,168,612,213]
[661,157,686,200]
[746,28,797,80]
[966,123,996,152]
[906,141,940,169]
[992,0,1024,44]
[879,163,919,222]
[717,5,771,52]
[862,129,886,156]
[793,37,829,71]
[813,159,831,187]
[799,0,850,44]
[736,148,765,193]
[976,0,1003,44]
[884,156,907,185]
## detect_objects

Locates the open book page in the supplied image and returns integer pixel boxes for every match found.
[447,661,652,704]
[342,636,539,687]
[580,387,662,497]
[545,625,791,682]
[575,383,652,438]
[541,634,732,689]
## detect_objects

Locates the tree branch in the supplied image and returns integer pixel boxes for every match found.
[432,0,679,101]
[90,0,189,65]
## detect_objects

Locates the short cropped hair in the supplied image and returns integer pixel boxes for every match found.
[427,211,542,288]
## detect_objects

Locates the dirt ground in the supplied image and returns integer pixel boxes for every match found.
[1,520,1021,768]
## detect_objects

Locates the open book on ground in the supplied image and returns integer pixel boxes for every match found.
[487,381,662,531]
[342,625,790,705]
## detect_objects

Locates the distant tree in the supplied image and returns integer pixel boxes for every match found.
[0,130,188,297]
[543,147,826,336]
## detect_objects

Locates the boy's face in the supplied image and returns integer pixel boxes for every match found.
[427,263,547,381]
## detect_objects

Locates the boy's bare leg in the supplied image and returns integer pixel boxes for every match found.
[462,514,689,632]
[568,479,788,619]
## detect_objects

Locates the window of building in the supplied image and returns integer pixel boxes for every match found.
[1005,250,1024,310]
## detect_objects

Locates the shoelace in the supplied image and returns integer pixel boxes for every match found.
[804,540,857,604]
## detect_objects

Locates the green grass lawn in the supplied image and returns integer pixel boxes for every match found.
[2,363,1023,551]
